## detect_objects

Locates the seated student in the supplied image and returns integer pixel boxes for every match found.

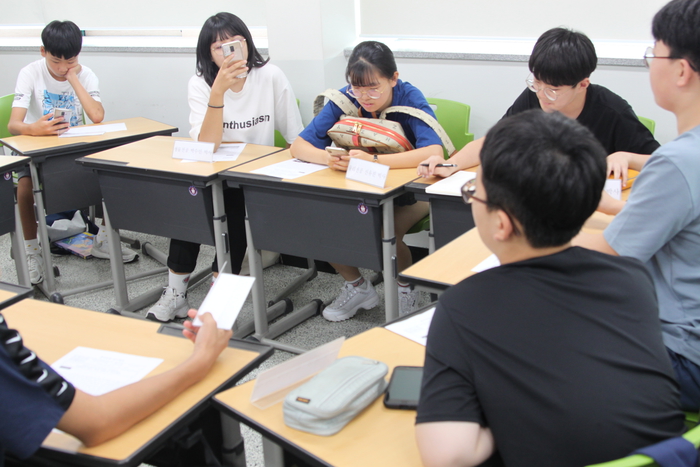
[290,40,443,319]
[0,308,231,465]
[418,27,659,188]
[575,0,700,412]
[147,12,303,322]
[415,110,683,467]
[8,20,137,286]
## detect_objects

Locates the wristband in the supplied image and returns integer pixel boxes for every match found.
[208,103,224,109]
[373,154,379,163]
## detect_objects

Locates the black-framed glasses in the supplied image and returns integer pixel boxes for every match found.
[461,179,521,235]
[643,46,676,68]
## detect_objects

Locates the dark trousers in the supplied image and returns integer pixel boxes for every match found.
[667,347,700,412]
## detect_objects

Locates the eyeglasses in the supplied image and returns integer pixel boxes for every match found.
[211,38,246,55]
[461,178,521,236]
[643,46,698,71]
[525,73,571,102]
[347,84,386,100]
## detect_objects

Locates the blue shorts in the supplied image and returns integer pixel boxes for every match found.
[667,348,700,411]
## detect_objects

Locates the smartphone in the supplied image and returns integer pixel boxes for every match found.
[383,366,423,410]
[325,146,349,158]
[222,40,248,78]
[52,108,72,134]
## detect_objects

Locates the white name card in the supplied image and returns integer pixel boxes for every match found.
[346,157,390,188]
[172,140,215,162]
[604,179,622,200]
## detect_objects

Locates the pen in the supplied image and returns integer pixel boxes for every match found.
[420,163,458,167]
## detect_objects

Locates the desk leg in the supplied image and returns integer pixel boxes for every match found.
[428,203,436,255]
[262,437,285,467]
[103,202,129,309]
[382,201,398,321]
[221,414,246,467]
[212,181,232,275]
[245,206,269,337]
[29,161,56,293]
[11,203,30,287]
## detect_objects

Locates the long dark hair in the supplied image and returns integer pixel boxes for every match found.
[195,12,269,87]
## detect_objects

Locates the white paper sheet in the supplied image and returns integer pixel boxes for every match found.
[604,179,622,200]
[213,143,246,162]
[472,254,500,273]
[385,307,436,346]
[251,158,327,179]
[346,158,389,188]
[193,273,256,329]
[425,170,477,196]
[58,122,127,138]
[51,347,163,396]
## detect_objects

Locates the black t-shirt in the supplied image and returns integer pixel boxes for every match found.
[504,84,660,155]
[416,247,683,467]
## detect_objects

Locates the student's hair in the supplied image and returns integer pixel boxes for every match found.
[529,27,597,87]
[41,21,82,59]
[652,0,700,72]
[345,41,397,87]
[480,110,607,248]
[196,12,269,88]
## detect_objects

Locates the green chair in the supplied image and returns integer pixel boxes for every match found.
[585,413,700,466]
[274,98,301,148]
[426,97,474,159]
[0,94,14,151]
[638,116,656,135]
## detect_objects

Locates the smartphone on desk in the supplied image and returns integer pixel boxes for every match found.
[222,40,248,78]
[383,366,423,410]
[325,146,349,158]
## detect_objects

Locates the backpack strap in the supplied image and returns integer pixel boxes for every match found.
[313,89,360,118]
[380,106,455,155]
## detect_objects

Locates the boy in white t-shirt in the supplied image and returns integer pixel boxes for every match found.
[8,20,136,285]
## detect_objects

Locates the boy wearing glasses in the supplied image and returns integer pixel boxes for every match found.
[419,27,659,188]
[415,110,682,467]
[576,0,700,412]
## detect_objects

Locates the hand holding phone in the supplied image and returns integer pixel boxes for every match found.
[51,108,72,134]
[325,146,349,158]
[383,366,423,410]
[222,40,248,78]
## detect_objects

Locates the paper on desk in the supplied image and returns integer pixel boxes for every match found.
[58,122,127,138]
[385,307,436,346]
[51,347,163,396]
[472,254,500,273]
[193,273,255,329]
[425,171,477,196]
[251,158,327,179]
[214,143,246,162]
[604,179,622,200]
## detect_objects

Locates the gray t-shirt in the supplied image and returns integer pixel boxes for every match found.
[605,124,700,365]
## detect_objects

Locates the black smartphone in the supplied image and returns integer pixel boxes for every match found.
[383,366,423,410]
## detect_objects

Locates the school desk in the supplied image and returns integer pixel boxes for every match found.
[399,209,620,294]
[77,136,282,315]
[221,150,421,346]
[0,281,32,310]
[2,299,273,467]
[0,155,31,285]
[214,326,425,467]
[0,118,177,300]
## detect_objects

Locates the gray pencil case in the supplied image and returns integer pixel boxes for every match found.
[283,356,389,436]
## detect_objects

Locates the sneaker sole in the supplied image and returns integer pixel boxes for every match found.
[322,294,380,322]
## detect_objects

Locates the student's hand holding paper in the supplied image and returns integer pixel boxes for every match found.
[183,309,232,368]
[607,151,631,187]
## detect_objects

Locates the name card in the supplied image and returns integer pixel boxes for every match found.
[346,157,390,188]
[172,140,215,162]
[604,179,622,200]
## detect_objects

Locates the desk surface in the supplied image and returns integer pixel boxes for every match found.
[3,299,272,466]
[224,149,421,199]
[400,209,619,291]
[0,118,177,156]
[79,136,280,181]
[0,155,30,172]
[214,327,425,467]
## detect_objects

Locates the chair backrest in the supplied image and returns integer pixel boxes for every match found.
[0,93,15,148]
[638,116,656,136]
[426,97,474,159]
[274,98,301,148]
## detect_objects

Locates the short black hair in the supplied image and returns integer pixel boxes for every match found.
[529,27,597,87]
[345,41,397,87]
[196,12,269,88]
[480,110,607,248]
[41,20,82,59]
[652,0,700,72]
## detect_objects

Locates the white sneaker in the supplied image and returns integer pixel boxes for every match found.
[146,287,190,322]
[399,285,418,316]
[323,280,380,322]
[27,251,44,285]
[91,239,138,263]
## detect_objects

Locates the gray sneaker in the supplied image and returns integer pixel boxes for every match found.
[323,281,380,322]
[146,287,190,322]
[27,251,44,285]
[91,239,138,263]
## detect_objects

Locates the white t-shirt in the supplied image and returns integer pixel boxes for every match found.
[188,63,303,145]
[12,58,101,127]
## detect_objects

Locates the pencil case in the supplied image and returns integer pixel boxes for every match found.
[283,356,389,436]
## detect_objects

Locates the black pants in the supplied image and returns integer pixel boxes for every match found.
[167,188,247,275]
